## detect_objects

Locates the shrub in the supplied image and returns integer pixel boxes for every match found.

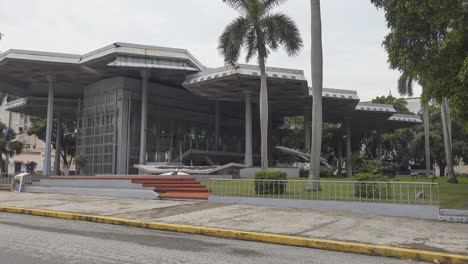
[359,160,385,174]
[254,170,288,195]
[320,166,335,177]
[353,173,390,199]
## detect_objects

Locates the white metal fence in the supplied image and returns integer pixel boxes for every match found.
[0,173,43,185]
[0,174,13,185]
[207,179,439,206]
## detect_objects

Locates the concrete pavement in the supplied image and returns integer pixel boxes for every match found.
[0,213,424,264]
[0,192,467,256]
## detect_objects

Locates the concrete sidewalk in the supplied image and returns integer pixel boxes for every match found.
[0,192,467,255]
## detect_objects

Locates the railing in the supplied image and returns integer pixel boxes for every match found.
[207,179,439,206]
[0,173,43,185]
[0,174,13,185]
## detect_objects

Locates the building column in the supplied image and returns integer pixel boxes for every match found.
[214,101,220,150]
[54,117,62,175]
[376,128,382,160]
[345,118,352,177]
[139,70,150,165]
[244,92,253,166]
[43,75,55,176]
[304,108,311,153]
[336,133,343,177]
[268,110,273,166]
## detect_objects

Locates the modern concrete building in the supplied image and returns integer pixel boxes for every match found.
[0,42,422,176]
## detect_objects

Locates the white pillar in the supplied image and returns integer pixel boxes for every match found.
[139,70,150,165]
[215,101,220,150]
[54,117,62,175]
[345,118,352,177]
[244,92,253,166]
[337,133,343,177]
[43,75,55,176]
[304,108,311,153]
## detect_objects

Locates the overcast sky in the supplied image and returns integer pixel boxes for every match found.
[0,0,421,101]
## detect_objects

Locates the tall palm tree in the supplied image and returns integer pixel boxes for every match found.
[219,0,303,169]
[441,97,457,183]
[308,0,323,191]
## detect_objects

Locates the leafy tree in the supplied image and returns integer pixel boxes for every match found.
[371,0,465,183]
[218,0,303,169]
[0,122,23,173]
[372,95,411,114]
[27,117,76,166]
[412,104,468,176]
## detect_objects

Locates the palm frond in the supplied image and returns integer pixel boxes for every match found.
[262,0,287,12]
[406,75,414,96]
[262,12,303,56]
[245,28,258,62]
[222,0,249,14]
[397,72,408,95]
[218,17,251,65]
[397,71,414,96]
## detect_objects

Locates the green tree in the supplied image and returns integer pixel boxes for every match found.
[372,95,411,114]
[371,0,465,183]
[218,0,303,169]
[0,122,23,173]
[27,117,76,166]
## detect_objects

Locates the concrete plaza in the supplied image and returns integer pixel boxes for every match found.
[0,192,466,255]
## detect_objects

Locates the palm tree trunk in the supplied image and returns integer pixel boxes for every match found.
[308,0,323,191]
[441,98,457,183]
[258,55,269,169]
[422,103,431,177]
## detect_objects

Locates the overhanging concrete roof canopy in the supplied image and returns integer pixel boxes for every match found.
[183,64,308,99]
[384,113,422,129]
[344,102,422,134]
[4,97,78,119]
[183,64,362,119]
[0,42,205,99]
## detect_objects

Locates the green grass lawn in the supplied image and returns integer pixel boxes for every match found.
[206,176,468,209]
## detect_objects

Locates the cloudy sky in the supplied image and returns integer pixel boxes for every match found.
[0,0,421,101]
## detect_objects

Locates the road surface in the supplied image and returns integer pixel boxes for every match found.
[0,213,423,264]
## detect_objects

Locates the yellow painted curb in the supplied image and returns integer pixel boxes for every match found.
[0,206,467,264]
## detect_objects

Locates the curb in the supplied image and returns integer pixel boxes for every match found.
[1,206,467,264]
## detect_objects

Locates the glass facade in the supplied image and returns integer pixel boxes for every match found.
[77,77,254,175]
[76,91,116,175]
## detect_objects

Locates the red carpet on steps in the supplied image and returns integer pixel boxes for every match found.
[131,177,209,200]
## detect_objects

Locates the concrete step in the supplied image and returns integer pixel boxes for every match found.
[155,187,208,193]
[24,186,158,199]
[159,192,209,200]
[0,185,10,191]
[135,180,199,185]
[143,183,204,188]
[439,209,468,223]
[132,178,197,183]
[35,179,152,189]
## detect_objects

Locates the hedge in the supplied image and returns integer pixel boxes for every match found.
[254,170,288,195]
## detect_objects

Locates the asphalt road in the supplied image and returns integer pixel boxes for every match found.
[0,213,424,264]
